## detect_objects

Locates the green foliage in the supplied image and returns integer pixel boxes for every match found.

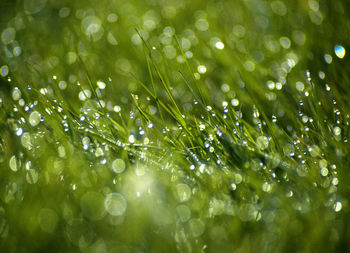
[0,0,350,252]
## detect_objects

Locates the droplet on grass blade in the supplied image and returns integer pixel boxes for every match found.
[0,65,9,77]
[12,88,21,101]
[256,136,269,150]
[334,45,345,59]
[29,111,41,126]
[333,201,342,212]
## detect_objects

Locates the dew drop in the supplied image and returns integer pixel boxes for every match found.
[79,90,91,101]
[104,192,127,216]
[26,169,39,184]
[320,167,329,177]
[0,65,9,77]
[176,204,191,222]
[333,126,341,136]
[29,111,41,126]
[189,218,205,237]
[128,135,135,144]
[9,155,19,172]
[256,136,269,150]
[324,54,333,64]
[197,65,207,74]
[176,183,191,202]
[231,98,239,106]
[334,45,345,59]
[12,88,21,101]
[215,41,224,50]
[333,201,342,212]
[111,158,126,174]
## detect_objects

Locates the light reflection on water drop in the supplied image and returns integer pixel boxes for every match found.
[333,201,342,212]
[334,45,345,59]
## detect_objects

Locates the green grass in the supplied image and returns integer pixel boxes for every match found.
[0,0,350,252]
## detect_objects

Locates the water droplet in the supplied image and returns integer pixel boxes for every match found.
[9,155,19,172]
[333,126,341,136]
[324,54,333,64]
[333,201,342,212]
[195,18,209,31]
[24,0,47,14]
[59,7,70,18]
[81,16,103,41]
[21,132,32,149]
[1,27,16,44]
[94,147,104,157]
[12,87,21,101]
[296,81,304,92]
[176,183,191,202]
[309,145,320,157]
[279,37,291,49]
[96,81,106,89]
[233,173,243,184]
[189,218,205,237]
[26,169,39,184]
[215,41,224,50]
[231,98,239,106]
[256,136,269,150]
[0,65,9,77]
[271,1,287,16]
[331,177,339,186]
[111,159,126,174]
[176,204,191,222]
[29,111,41,126]
[334,45,345,59]
[198,65,207,74]
[79,90,91,101]
[107,13,118,23]
[104,192,127,216]
[58,145,66,158]
[82,136,90,150]
[262,182,272,192]
[58,80,67,90]
[128,135,135,144]
[320,167,329,177]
